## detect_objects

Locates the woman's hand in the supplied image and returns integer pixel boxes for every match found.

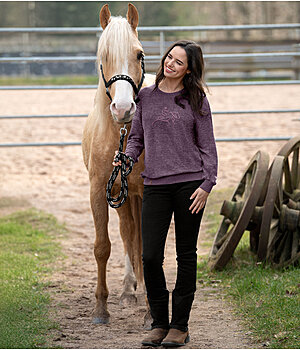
[112,151,132,167]
[189,187,209,214]
[112,150,122,167]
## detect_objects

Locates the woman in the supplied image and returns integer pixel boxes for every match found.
[113,40,218,347]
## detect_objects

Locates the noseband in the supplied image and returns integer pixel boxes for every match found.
[100,55,145,103]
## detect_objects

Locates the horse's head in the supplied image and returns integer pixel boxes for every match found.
[98,3,144,124]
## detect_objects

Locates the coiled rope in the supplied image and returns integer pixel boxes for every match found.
[106,125,134,208]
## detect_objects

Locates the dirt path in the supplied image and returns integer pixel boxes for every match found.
[0,85,299,348]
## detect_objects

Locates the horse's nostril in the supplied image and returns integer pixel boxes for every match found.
[111,103,118,114]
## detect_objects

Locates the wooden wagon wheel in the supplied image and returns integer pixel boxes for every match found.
[249,136,300,252]
[208,151,269,270]
[277,136,300,202]
[257,156,300,267]
[256,137,300,267]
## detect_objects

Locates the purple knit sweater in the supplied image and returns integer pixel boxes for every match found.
[125,84,218,193]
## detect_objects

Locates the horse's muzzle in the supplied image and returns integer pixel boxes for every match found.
[112,106,135,124]
[112,113,133,124]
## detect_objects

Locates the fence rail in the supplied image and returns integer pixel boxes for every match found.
[1,80,300,91]
[1,109,300,120]
[1,23,298,147]
[0,23,300,34]
[1,51,300,63]
[0,137,293,148]
[1,23,300,76]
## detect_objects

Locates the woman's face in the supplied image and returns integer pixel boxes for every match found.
[163,46,190,81]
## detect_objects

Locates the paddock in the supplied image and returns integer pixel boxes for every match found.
[0,20,300,347]
[0,83,298,347]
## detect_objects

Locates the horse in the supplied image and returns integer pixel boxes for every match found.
[82,3,154,326]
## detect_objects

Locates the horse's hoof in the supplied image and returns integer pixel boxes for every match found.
[119,292,137,307]
[92,316,110,324]
[143,310,152,330]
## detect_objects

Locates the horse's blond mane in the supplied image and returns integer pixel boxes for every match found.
[97,16,139,71]
[93,16,142,134]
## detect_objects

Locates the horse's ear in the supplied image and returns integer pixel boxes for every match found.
[127,3,139,31]
[100,4,111,30]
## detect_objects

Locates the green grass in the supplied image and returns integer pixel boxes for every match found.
[0,208,65,348]
[199,189,300,348]
[0,75,98,86]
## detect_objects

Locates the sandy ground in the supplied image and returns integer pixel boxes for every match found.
[0,85,299,348]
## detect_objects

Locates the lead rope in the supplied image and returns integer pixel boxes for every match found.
[106,125,134,208]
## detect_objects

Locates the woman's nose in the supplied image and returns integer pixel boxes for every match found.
[167,59,174,68]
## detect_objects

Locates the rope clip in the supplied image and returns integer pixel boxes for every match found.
[120,125,128,136]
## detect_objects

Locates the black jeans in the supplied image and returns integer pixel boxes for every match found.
[142,180,205,332]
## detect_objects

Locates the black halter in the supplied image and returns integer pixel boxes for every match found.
[100,55,145,103]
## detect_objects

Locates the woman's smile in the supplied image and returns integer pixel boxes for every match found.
[165,66,175,73]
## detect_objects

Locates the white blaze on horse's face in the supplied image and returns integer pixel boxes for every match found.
[110,60,136,124]
[98,3,143,125]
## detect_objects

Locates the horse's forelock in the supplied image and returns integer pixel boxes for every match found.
[97,16,139,70]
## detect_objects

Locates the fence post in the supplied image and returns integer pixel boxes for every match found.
[159,31,165,57]
[292,44,300,80]
[21,32,30,77]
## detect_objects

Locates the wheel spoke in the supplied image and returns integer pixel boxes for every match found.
[291,147,299,189]
[283,158,293,194]
[291,231,299,259]
[268,220,279,247]
[270,218,279,231]
[274,202,280,217]
[235,182,245,200]
[279,232,293,265]
[276,180,283,215]
[244,172,252,199]
[267,219,279,259]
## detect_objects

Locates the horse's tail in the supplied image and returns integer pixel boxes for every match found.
[130,195,144,284]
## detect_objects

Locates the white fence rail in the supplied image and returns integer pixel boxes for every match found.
[0,23,298,147]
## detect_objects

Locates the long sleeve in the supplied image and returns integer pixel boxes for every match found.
[194,97,218,193]
[125,100,144,163]
[124,85,217,187]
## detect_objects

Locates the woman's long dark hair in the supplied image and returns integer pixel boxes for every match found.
[155,40,208,115]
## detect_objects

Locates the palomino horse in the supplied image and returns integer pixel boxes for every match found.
[82,3,153,325]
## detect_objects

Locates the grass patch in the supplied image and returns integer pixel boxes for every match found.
[0,208,65,348]
[200,187,232,245]
[0,75,98,86]
[199,188,300,349]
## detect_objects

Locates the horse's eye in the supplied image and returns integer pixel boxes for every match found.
[137,51,144,60]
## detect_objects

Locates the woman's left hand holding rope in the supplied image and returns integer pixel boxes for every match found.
[112,150,122,166]
[112,151,131,167]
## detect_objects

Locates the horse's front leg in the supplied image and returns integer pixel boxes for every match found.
[90,179,111,324]
[116,197,141,307]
